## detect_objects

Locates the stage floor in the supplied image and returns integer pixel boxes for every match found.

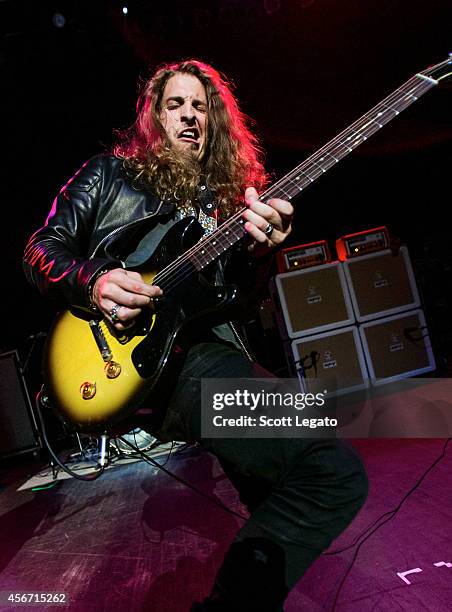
[1,439,451,611]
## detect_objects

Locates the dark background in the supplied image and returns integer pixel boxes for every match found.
[2,0,452,373]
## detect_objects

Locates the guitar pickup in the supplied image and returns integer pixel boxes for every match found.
[89,320,112,361]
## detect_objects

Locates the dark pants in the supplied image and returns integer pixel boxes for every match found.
[155,343,368,611]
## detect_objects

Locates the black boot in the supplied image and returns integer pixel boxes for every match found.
[193,538,287,612]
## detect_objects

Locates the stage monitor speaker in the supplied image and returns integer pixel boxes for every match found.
[291,326,369,396]
[275,263,354,339]
[359,310,436,385]
[343,246,420,322]
[0,351,39,458]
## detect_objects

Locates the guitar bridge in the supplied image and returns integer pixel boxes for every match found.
[89,320,112,361]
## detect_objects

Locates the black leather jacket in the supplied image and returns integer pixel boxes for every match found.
[24,155,221,308]
[24,155,271,354]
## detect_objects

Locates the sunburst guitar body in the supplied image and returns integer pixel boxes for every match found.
[43,217,238,432]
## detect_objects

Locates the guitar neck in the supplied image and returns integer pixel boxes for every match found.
[261,74,437,202]
[155,57,450,287]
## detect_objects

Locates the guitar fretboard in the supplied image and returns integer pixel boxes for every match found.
[186,74,435,271]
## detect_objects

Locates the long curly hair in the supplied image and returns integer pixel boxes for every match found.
[113,59,269,217]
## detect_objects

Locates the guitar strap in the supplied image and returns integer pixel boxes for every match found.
[176,182,218,236]
[198,207,217,236]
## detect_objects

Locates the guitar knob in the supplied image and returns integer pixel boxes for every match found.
[104,361,121,379]
[80,382,96,400]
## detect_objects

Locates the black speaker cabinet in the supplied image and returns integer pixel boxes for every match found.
[343,246,420,322]
[0,351,39,457]
[291,326,369,395]
[275,263,354,338]
[359,310,436,384]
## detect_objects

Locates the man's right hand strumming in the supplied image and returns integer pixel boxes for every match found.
[91,268,162,331]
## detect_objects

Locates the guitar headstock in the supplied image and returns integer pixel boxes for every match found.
[419,55,452,85]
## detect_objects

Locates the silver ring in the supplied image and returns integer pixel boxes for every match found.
[264,222,274,237]
[110,305,121,323]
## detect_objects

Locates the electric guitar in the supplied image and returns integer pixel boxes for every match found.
[44,56,452,432]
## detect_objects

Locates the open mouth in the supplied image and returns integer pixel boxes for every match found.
[178,128,200,144]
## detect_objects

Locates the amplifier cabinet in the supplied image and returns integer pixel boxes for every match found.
[342,246,420,322]
[275,262,354,339]
[291,326,369,396]
[359,310,436,385]
[0,351,39,458]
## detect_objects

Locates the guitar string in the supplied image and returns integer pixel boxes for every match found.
[154,75,432,285]
[273,67,444,198]
[152,77,427,285]
[150,86,430,291]
[150,75,434,294]
[261,77,433,199]
[268,53,452,191]
[153,75,433,288]
[152,78,432,295]
[152,78,433,296]
[153,77,433,296]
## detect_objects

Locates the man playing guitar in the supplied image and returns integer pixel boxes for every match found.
[24,59,368,611]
